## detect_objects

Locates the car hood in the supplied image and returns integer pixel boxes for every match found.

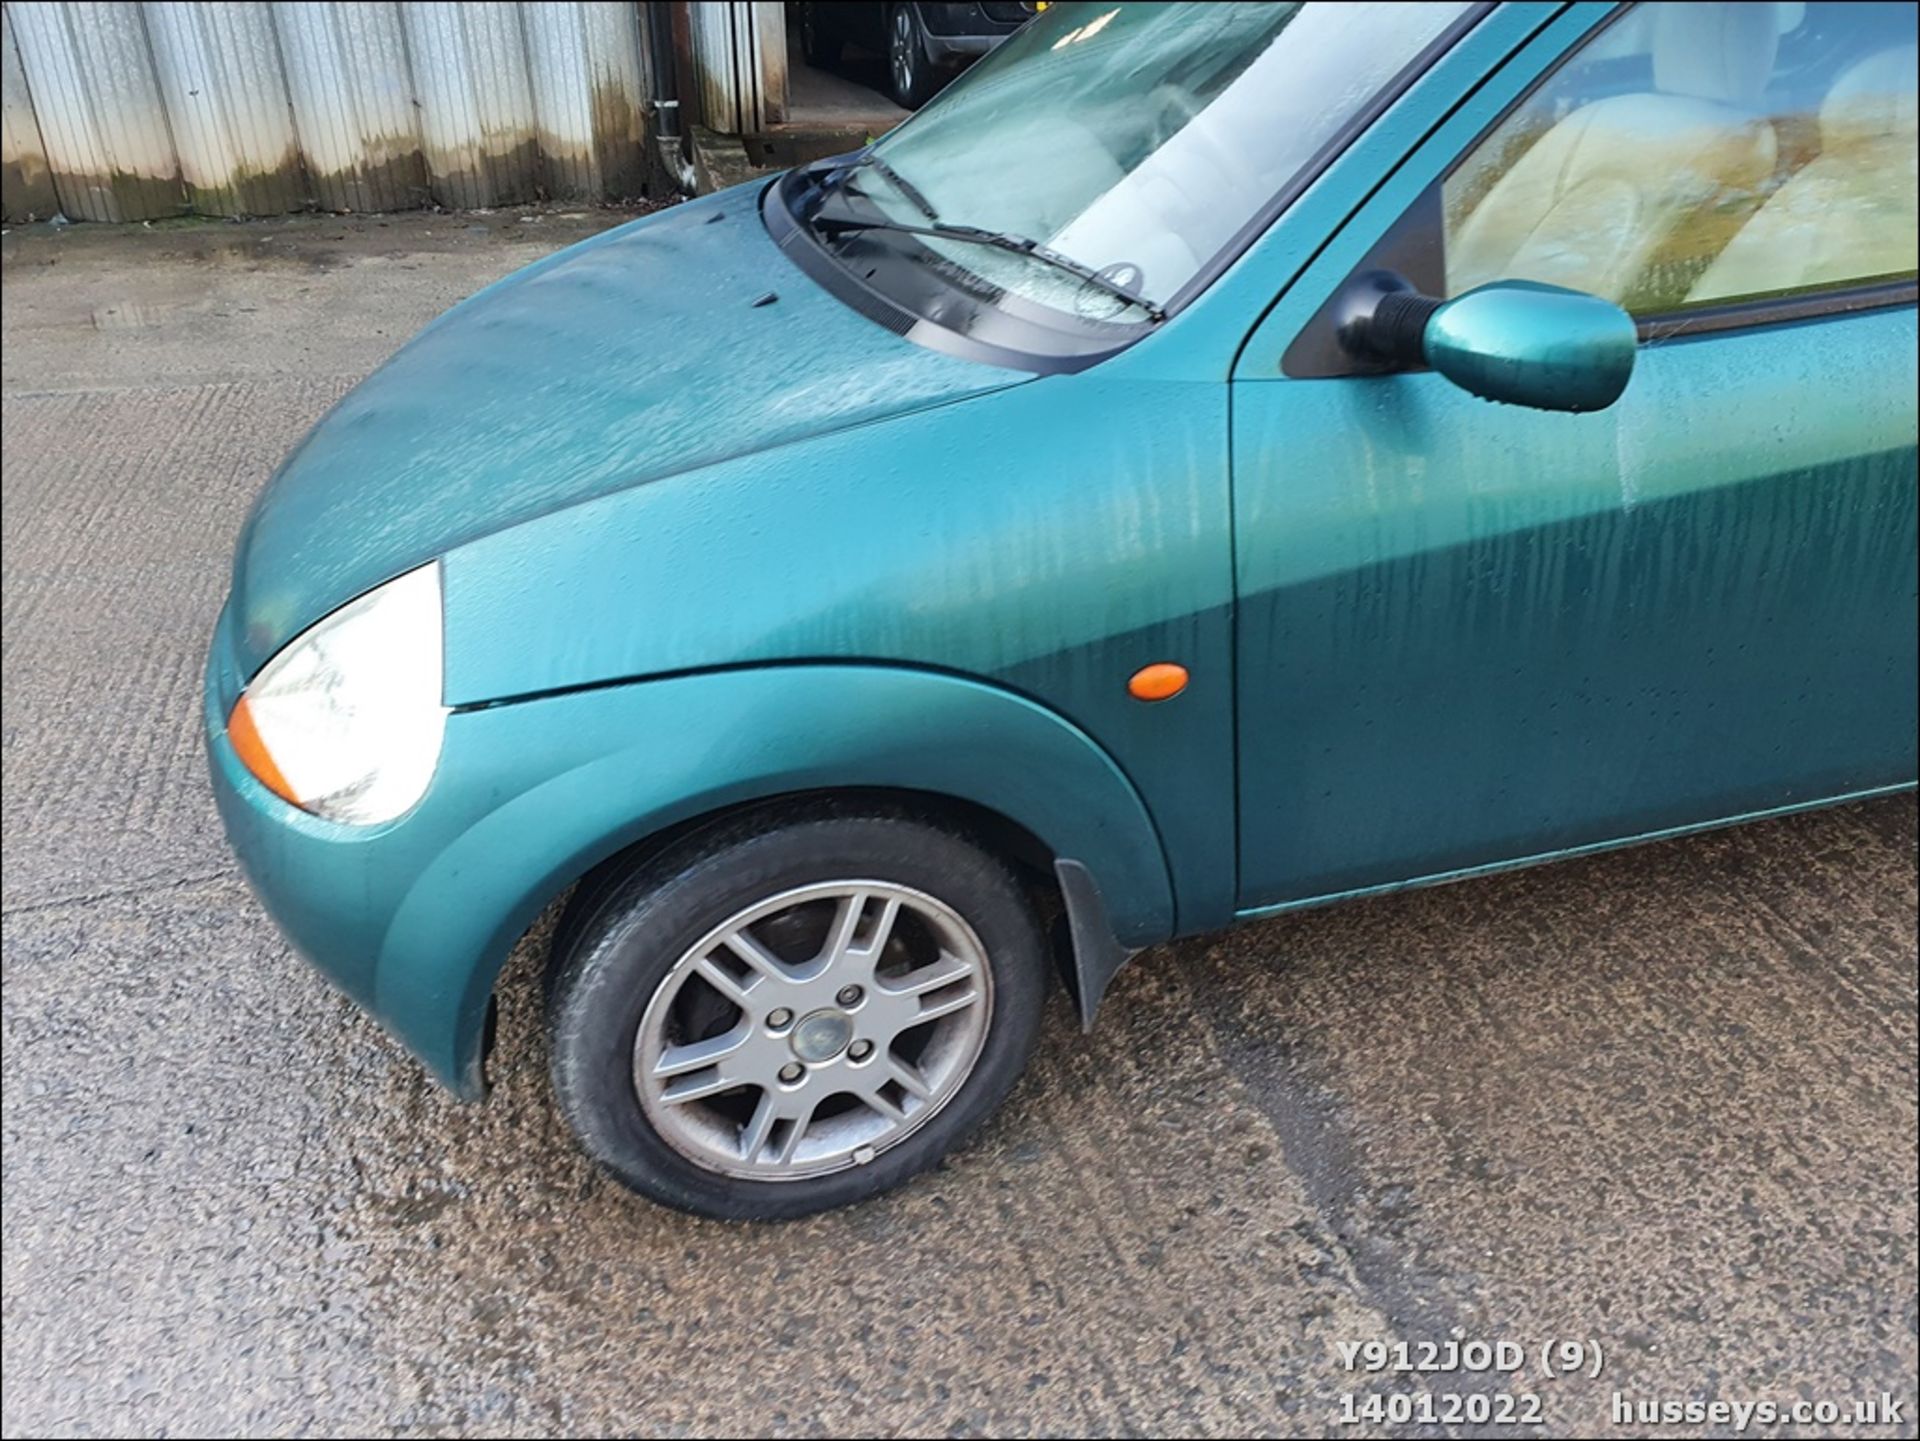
[228,187,1023,678]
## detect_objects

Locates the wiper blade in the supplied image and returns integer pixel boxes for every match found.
[812,213,1167,323]
[840,152,942,226]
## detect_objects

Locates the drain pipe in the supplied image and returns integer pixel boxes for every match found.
[646,2,698,194]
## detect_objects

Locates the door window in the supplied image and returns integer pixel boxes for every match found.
[1442,1,1918,315]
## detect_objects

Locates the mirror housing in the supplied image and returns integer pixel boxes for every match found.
[1341,273,1637,413]
[1427,281,1638,412]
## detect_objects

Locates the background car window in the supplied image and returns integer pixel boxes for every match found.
[1442,1,1919,315]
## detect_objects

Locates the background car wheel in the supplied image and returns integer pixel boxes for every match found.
[547,809,1049,1219]
[887,4,939,109]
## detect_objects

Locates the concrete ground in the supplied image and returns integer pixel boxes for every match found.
[2,208,1915,1440]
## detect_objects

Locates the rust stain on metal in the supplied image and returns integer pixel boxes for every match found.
[45,166,187,224]
[187,141,308,219]
[589,80,649,201]
[3,3,670,224]
[2,154,58,219]
[303,129,432,215]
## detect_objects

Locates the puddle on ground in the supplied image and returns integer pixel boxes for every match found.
[89,302,180,331]
[182,238,351,273]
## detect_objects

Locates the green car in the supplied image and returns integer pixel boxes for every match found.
[207,0,1919,1219]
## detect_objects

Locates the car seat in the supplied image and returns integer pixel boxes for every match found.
[1689,44,1919,303]
[1447,1,1783,312]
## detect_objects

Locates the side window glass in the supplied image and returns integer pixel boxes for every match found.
[1441,1,1918,315]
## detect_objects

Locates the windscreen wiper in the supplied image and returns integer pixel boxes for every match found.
[840,152,942,226]
[812,210,1167,323]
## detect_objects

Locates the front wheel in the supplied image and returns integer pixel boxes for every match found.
[547,811,1049,1219]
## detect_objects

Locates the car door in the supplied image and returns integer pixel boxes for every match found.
[1230,0,1919,911]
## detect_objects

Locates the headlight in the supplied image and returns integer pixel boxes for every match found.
[227,563,447,825]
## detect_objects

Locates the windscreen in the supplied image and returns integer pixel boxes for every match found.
[851,1,1471,318]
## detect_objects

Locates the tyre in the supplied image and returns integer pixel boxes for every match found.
[886,4,940,109]
[547,809,1049,1219]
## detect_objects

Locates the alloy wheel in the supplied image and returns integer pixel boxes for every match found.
[891,8,917,102]
[633,880,992,1179]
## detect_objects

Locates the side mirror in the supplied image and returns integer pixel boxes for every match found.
[1341,273,1637,413]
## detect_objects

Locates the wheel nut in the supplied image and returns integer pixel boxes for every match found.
[848,1040,874,1062]
[778,1062,804,1083]
[836,985,863,1007]
[767,1008,793,1029]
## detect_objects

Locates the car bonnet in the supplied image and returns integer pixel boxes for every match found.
[225,186,1026,681]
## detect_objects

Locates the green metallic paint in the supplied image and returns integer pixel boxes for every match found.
[439,370,1237,931]
[1424,280,1638,412]
[205,1,1918,1100]
[225,186,1023,678]
[1230,378,1918,903]
[1235,781,1917,924]
[1229,2,1919,906]
[208,649,1174,1095]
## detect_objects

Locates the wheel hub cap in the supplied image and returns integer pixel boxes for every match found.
[790,1010,853,1063]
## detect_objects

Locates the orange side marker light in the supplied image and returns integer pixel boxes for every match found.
[1128,662,1189,702]
[228,695,301,806]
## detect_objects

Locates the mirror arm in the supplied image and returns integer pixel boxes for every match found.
[1367,290,1443,362]
[1335,269,1440,369]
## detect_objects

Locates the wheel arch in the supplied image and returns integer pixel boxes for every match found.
[551,785,1136,1022]
[379,663,1176,1098]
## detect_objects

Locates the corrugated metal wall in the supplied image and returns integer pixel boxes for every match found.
[1,5,59,216]
[688,0,780,135]
[0,0,658,222]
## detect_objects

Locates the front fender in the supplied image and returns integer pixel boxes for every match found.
[377,664,1175,1094]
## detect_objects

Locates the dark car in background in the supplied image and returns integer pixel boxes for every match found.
[799,1,1043,107]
